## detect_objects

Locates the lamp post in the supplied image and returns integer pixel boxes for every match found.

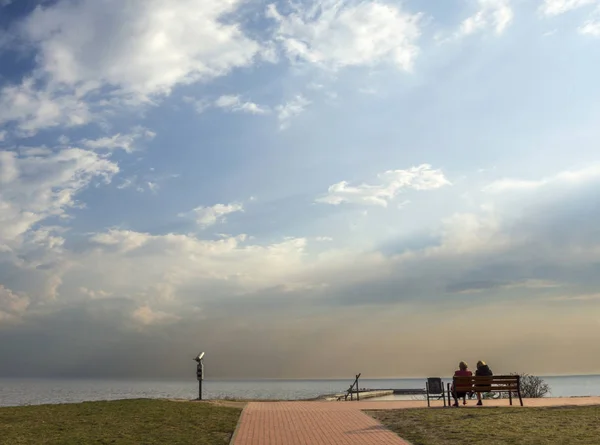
[194,352,205,400]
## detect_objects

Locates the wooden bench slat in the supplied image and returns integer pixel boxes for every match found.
[454,382,518,386]
[454,380,518,384]
[453,377,518,380]
[453,376,518,380]
[449,375,523,406]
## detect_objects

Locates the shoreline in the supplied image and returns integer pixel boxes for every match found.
[3,394,600,409]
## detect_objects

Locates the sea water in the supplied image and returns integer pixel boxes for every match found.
[1,375,599,407]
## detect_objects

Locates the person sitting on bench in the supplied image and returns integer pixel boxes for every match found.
[475,360,493,406]
[451,361,472,407]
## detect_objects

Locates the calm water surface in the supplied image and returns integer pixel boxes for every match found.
[1,376,599,407]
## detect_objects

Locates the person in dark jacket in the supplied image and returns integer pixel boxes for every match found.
[475,360,493,406]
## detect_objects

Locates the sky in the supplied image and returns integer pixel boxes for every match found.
[0,0,600,380]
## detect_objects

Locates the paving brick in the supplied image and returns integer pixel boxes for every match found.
[233,402,411,445]
[231,397,600,445]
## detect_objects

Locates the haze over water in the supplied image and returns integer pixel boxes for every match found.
[2,376,599,408]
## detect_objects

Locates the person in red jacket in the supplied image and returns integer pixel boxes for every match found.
[451,361,473,407]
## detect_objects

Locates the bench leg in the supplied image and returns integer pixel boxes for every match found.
[509,391,513,405]
[518,389,523,406]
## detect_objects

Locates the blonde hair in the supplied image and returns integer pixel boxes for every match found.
[459,361,468,370]
[477,360,486,368]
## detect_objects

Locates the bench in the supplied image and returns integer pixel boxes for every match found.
[447,375,523,406]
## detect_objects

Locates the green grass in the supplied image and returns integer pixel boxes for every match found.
[369,406,600,445]
[0,399,241,445]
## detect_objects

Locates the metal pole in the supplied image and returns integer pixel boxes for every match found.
[199,379,202,400]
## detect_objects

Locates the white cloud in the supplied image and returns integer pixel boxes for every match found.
[77,229,311,301]
[277,95,310,129]
[79,287,113,299]
[0,130,6,142]
[214,95,270,115]
[22,0,261,98]
[483,165,600,193]
[538,1,600,36]
[132,305,180,326]
[397,199,412,209]
[181,203,245,228]
[579,17,600,35]
[115,171,178,193]
[0,0,262,136]
[0,78,91,135]
[0,147,118,249]
[81,127,156,153]
[456,0,514,37]
[116,177,136,190]
[0,150,18,184]
[539,0,597,16]
[267,0,421,71]
[316,164,451,207]
[0,285,30,323]
[316,236,333,242]
[183,96,211,114]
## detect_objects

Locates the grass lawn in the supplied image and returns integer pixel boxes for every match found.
[0,399,242,445]
[369,405,600,445]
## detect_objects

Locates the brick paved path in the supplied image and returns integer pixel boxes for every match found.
[231,401,412,445]
[230,397,600,445]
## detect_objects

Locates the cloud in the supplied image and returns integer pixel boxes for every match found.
[2,165,600,377]
[267,0,422,71]
[131,305,180,326]
[0,147,118,250]
[79,287,113,299]
[539,0,597,16]
[81,127,156,153]
[180,203,245,228]
[456,0,514,37]
[276,95,310,129]
[0,0,263,136]
[316,164,451,207]
[0,131,6,142]
[183,96,211,114]
[579,16,600,35]
[316,236,333,242]
[483,165,600,193]
[73,229,311,305]
[115,171,178,193]
[547,292,600,302]
[0,78,91,135]
[446,279,561,294]
[89,230,151,252]
[0,285,30,323]
[146,182,159,193]
[538,1,600,35]
[21,0,261,98]
[214,95,270,115]
[4,0,600,380]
